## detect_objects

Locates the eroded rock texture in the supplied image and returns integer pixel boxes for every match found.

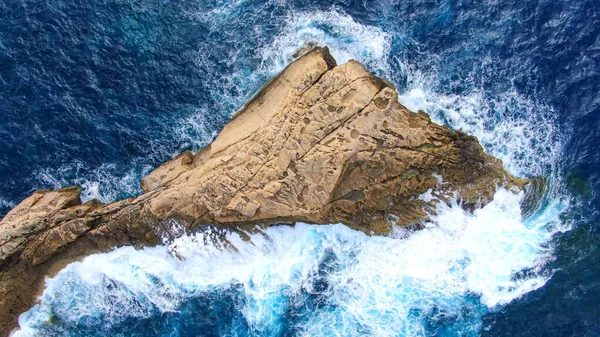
[0,47,523,335]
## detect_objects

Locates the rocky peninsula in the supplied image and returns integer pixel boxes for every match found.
[0,47,524,335]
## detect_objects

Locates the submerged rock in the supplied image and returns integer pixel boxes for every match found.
[0,47,524,335]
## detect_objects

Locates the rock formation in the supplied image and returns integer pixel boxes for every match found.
[0,47,524,335]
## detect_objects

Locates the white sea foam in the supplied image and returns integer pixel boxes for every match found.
[251,9,561,178]
[170,109,219,153]
[0,197,14,210]
[397,82,561,178]
[257,10,392,77]
[35,161,145,204]
[13,7,571,336]
[13,189,568,336]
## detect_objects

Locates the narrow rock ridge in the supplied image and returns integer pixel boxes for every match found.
[0,47,524,335]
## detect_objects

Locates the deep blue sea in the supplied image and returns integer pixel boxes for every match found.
[1,0,599,336]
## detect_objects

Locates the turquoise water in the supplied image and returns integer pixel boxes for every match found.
[15,190,568,336]
[2,0,599,335]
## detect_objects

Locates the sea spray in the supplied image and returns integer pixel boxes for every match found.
[9,6,571,337]
[17,6,568,336]
[250,9,561,178]
[258,10,393,77]
[14,189,568,336]
[7,6,562,208]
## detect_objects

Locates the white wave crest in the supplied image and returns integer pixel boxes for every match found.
[396,66,562,178]
[254,8,562,178]
[258,10,392,77]
[12,7,571,337]
[34,161,148,204]
[14,189,568,336]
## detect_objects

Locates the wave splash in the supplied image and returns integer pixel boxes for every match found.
[252,9,561,178]
[14,189,567,336]
[257,10,392,78]
[18,6,562,206]
[13,7,571,337]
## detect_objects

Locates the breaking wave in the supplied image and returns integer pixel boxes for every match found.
[14,189,568,336]
[9,3,578,337]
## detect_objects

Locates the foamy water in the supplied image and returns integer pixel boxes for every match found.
[14,189,568,336]
[258,10,392,77]
[35,161,150,204]
[13,8,571,337]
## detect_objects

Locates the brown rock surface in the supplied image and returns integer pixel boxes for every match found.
[0,47,524,335]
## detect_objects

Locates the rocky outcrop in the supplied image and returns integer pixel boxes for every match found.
[0,47,524,335]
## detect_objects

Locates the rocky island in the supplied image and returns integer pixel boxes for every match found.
[0,47,524,335]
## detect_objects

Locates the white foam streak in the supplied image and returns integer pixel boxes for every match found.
[14,189,568,336]
[259,10,392,77]
[394,53,561,178]
[171,111,219,152]
[13,8,570,336]
[253,9,561,178]
[35,161,147,204]
[0,197,14,210]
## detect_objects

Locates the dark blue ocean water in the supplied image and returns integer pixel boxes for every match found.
[2,0,599,336]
